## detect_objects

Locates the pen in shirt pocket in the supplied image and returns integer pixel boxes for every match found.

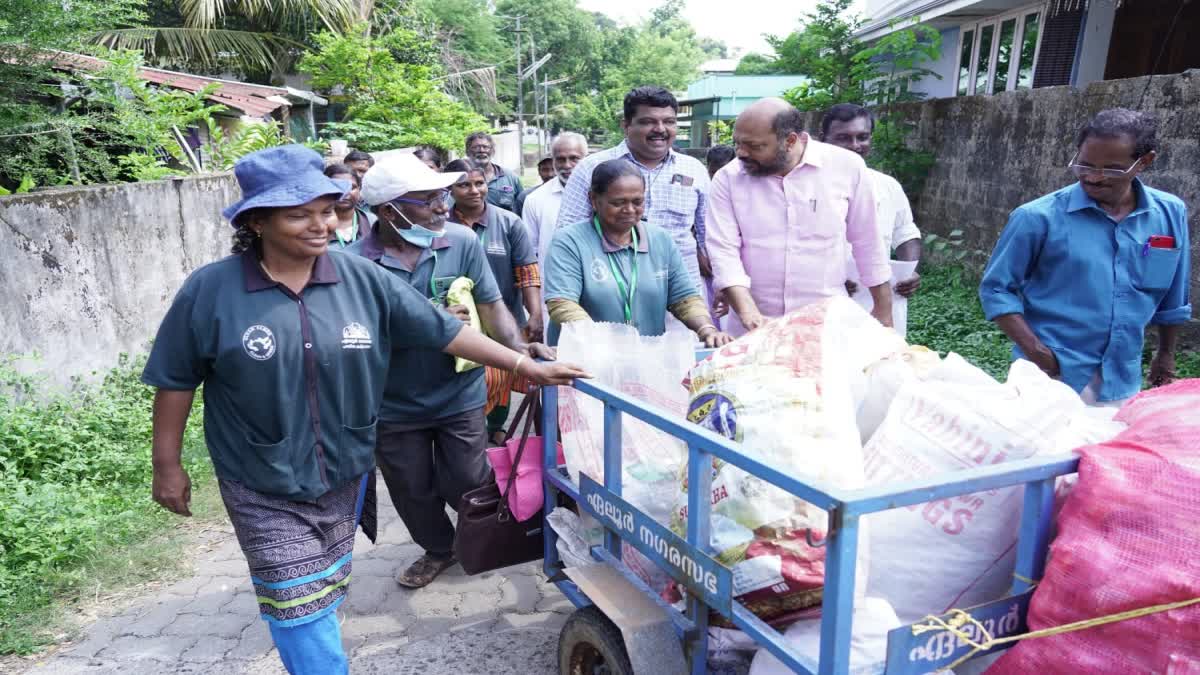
[810,198,817,212]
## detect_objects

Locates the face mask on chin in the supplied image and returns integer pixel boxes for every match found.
[387,203,445,249]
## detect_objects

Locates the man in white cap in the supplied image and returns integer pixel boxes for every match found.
[349,154,546,588]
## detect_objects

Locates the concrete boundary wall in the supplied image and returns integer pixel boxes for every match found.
[0,174,238,385]
[798,70,1199,309]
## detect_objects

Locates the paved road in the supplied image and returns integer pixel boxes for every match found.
[20,474,573,675]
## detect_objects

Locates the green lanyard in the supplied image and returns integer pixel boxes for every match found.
[427,249,440,301]
[593,217,638,324]
[335,211,359,248]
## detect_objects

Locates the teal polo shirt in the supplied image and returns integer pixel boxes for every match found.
[452,204,537,326]
[141,249,463,502]
[544,219,699,345]
[347,223,502,423]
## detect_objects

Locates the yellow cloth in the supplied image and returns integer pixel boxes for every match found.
[547,298,591,325]
[447,277,483,373]
[669,295,709,325]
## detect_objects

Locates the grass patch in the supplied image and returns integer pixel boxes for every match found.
[0,353,212,655]
[906,266,1013,379]
[908,265,1200,382]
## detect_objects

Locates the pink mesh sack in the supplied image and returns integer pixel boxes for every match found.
[988,380,1200,674]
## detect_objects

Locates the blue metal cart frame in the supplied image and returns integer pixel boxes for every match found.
[541,360,1079,675]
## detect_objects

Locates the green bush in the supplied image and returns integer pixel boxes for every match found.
[0,353,208,654]
[906,265,1013,379]
[908,265,1200,382]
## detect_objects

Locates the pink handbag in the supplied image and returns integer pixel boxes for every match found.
[485,389,563,523]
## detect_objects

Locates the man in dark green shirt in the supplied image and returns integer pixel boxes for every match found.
[466,131,526,213]
[354,153,547,588]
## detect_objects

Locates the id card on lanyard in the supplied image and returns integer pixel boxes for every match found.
[593,217,638,325]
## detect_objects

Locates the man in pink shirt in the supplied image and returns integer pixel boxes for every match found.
[707,97,893,335]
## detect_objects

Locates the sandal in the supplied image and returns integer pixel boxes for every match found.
[396,553,457,589]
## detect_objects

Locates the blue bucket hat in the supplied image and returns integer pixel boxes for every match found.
[222,145,350,226]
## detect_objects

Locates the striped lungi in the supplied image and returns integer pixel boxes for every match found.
[219,474,370,627]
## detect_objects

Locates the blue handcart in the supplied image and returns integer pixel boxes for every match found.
[539,353,1080,675]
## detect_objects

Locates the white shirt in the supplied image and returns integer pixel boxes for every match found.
[522,178,566,266]
[847,169,921,276]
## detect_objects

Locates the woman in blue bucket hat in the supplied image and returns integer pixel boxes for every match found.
[140,145,587,674]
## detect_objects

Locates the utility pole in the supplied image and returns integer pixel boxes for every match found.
[513,16,526,174]
[540,76,569,155]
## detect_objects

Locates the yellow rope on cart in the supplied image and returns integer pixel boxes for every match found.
[911,595,1200,671]
[1010,572,1038,586]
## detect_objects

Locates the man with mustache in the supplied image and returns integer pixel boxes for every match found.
[980,108,1190,407]
[706,97,893,335]
[555,86,713,316]
[465,131,526,213]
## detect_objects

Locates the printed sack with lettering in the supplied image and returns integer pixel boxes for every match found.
[862,357,1089,624]
[856,345,942,445]
[989,380,1200,675]
[671,298,906,624]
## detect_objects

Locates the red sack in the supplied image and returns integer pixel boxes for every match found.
[988,380,1200,674]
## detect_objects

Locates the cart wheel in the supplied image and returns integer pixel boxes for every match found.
[558,606,634,675]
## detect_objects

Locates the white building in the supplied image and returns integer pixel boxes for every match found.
[859,0,1199,99]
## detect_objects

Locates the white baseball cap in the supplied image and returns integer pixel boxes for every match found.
[361,153,464,206]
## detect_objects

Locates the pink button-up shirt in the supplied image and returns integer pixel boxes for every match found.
[706,136,890,334]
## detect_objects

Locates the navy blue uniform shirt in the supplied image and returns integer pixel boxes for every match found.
[142,249,462,501]
[347,223,502,423]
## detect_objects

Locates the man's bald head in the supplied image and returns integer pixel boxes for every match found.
[733,97,807,176]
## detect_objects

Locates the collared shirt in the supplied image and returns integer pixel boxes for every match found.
[347,224,502,422]
[523,178,567,266]
[544,219,698,345]
[328,207,378,248]
[141,249,462,501]
[555,141,710,289]
[706,136,888,335]
[979,180,1191,402]
[485,163,526,213]
[846,168,922,280]
[514,180,548,216]
[451,204,537,326]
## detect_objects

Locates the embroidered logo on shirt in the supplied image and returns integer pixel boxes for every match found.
[655,268,669,281]
[242,325,276,361]
[341,322,372,350]
[590,258,610,282]
[487,240,507,256]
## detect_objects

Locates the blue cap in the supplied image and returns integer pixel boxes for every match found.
[222,145,350,226]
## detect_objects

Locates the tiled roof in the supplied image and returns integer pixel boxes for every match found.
[46,51,296,117]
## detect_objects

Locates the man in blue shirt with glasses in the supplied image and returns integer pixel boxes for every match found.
[980,108,1191,406]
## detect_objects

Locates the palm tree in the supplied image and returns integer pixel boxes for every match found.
[92,0,366,75]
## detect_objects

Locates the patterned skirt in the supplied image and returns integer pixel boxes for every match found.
[219,474,371,627]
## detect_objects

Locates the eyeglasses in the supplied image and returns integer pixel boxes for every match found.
[391,191,447,209]
[1067,152,1142,179]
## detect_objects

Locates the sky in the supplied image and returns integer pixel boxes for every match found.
[577,0,821,57]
